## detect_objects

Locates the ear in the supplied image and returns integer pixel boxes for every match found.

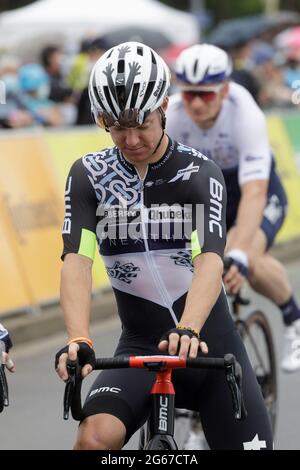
[161,96,169,113]
[221,81,230,98]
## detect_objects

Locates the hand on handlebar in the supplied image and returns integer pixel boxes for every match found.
[55,341,96,381]
[223,251,249,295]
[158,327,208,360]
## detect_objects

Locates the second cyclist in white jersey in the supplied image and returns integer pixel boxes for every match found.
[166,44,300,372]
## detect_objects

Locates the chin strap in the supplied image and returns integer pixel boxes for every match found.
[151,107,166,155]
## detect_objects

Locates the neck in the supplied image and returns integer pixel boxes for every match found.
[133,134,169,178]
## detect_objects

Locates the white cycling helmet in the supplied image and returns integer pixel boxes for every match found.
[175,44,232,86]
[89,41,171,129]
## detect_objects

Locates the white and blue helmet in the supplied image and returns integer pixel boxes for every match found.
[175,44,232,86]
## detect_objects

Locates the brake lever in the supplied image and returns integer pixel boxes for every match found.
[224,354,247,421]
[63,359,80,420]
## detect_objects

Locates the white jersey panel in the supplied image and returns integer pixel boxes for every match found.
[166,82,271,186]
[102,250,193,308]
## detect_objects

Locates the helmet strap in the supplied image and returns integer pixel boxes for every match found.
[151,107,166,155]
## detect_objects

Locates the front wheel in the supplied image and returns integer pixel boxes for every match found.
[238,310,277,432]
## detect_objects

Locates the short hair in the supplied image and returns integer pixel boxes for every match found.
[40,46,61,68]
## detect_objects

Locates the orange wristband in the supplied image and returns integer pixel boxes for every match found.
[67,336,94,349]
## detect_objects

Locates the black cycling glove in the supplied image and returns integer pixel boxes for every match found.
[55,342,96,370]
[159,327,200,353]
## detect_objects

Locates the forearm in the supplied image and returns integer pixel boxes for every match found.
[60,254,93,341]
[179,253,223,334]
[230,183,267,252]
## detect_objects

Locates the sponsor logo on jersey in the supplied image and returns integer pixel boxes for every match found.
[168,163,200,183]
[62,176,72,234]
[106,261,140,283]
[245,155,264,162]
[209,177,223,238]
[171,251,194,272]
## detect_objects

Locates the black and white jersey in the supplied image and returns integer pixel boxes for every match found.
[62,138,227,337]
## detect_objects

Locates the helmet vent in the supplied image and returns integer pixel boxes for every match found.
[137,46,144,56]
[130,82,140,108]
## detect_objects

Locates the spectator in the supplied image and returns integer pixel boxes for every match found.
[40,45,73,103]
[227,41,261,102]
[19,63,63,126]
[251,44,293,109]
[75,37,107,125]
[0,56,33,129]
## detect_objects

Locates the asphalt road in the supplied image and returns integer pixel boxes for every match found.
[0,260,300,450]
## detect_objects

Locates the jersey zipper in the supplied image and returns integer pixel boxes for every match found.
[137,168,178,326]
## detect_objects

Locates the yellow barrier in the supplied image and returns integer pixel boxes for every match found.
[267,116,300,243]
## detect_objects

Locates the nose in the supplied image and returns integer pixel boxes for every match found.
[124,129,141,148]
[190,96,207,108]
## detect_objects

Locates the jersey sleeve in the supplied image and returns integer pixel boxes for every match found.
[234,87,271,186]
[190,159,227,262]
[61,158,98,261]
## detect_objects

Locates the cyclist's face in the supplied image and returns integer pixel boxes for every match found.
[108,98,169,164]
[181,82,229,128]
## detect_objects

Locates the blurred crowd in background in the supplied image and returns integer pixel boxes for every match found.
[1,14,300,129]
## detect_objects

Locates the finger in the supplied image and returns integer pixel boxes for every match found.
[57,352,69,380]
[199,341,209,355]
[168,333,180,356]
[2,353,15,373]
[158,340,169,351]
[228,274,245,294]
[224,266,238,283]
[82,364,93,378]
[188,337,200,358]
[178,335,191,360]
[68,342,79,361]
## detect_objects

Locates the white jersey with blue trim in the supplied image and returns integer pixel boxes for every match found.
[166,82,272,186]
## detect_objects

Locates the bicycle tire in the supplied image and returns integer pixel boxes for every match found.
[237,310,277,432]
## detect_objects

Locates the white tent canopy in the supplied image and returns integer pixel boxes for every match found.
[0,0,200,54]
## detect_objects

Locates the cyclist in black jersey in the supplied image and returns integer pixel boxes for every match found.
[55,42,273,450]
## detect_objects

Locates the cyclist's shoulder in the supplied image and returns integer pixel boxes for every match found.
[70,146,118,174]
[174,141,222,178]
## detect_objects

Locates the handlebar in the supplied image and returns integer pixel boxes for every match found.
[63,353,247,423]
[0,341,9,412]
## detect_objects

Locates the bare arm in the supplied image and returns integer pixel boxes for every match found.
[224,179,268,294]
[179,252,223,334]
[57,253,94,380]
[60,253,93,341]
[228,179,268,252]
[159,252,223,359]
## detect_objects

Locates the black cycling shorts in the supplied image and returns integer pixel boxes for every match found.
[226,165,287,250]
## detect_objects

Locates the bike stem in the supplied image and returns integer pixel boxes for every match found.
[149,369,176,439]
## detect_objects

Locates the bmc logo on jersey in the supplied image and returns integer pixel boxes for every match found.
[62,176,72,234]
[168,163,200,183]
[209,178,223,238]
